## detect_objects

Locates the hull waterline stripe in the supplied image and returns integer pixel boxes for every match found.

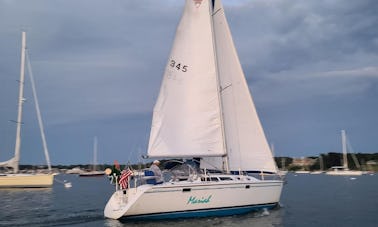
[120,203,277,220]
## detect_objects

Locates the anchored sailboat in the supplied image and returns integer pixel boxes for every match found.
[79,136,105,177]
[326,130,363,176]
[0,32,54,188]
[104,0,283,220]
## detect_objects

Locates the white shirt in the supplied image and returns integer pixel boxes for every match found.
[149,164,163,183]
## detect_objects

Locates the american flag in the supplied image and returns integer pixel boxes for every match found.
[119,168,133,190]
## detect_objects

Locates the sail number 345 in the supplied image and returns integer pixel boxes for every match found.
[170,60,188,72]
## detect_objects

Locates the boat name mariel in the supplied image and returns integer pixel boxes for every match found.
[187,195,212,204]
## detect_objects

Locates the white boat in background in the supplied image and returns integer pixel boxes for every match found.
[79,136,105,177]
[295,171,310,174]
[0,32,54,188]
[66,167,85,174]
[310,171,323,174]
[79,171,104,177]
[104,0,283,220]
[326,130,363,176]
[326,166,362,176]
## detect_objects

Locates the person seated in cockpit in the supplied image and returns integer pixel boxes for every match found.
[149,160,163,184]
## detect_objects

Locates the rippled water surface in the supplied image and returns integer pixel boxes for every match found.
[0,173,377,226]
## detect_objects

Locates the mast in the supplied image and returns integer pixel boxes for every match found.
[319,155,324,171]
[209,0,229,173]
[13,31,27,173]
[93,136,98,171]
[341,130,348,169]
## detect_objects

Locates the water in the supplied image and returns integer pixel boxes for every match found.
[0,173,377,226]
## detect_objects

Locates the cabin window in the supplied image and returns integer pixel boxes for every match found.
[201,177,219,182]
[219,177,233,181]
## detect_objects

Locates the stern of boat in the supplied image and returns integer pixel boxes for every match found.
[104,185,152,219]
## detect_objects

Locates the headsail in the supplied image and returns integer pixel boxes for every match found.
[201,0,277,173]
[147,0,225,158]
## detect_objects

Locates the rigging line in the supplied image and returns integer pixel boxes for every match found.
[346,137,361,169]
[9,120,24,124]
[25,50,52,171]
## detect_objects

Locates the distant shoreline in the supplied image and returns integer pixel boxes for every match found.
[4,152,377,173]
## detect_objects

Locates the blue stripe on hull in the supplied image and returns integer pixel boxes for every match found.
[121,203,278,221]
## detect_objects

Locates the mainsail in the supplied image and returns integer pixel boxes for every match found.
[147,0,225,158]
[148,0,277,173]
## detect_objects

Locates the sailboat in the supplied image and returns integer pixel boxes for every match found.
[326,130,363,176]
[104,0,283,220]
[0,32,54,188]
[79,136,105,177]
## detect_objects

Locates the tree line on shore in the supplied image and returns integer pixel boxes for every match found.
[275,152,378,171]
[15,152,378,172]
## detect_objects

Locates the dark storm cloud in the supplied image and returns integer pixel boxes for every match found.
[0,0,377,164]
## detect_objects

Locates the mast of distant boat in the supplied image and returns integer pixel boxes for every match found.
[341,130,348,169]
[13,31,27,173]
[319,155,324,171]
[93,136,98,171]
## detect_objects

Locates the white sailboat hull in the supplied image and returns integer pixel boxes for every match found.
[0,174,54,188]
[79,171,105,177]
[325,170,363,176]
[104,179,283,220]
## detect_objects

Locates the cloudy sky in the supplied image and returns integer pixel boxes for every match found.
[0,0,377,165]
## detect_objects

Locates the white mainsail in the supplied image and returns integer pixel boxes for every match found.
[202,0,277,173]
[148,0,225,158]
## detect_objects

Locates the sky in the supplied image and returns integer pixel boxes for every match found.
[0,0,377,165]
